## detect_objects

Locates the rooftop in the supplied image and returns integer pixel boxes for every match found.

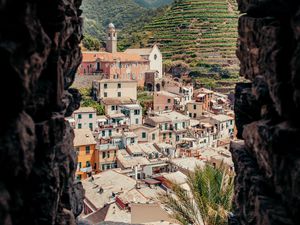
[117,151,150,168]
[97,79,137,84]
[120,104,141,110]
[160,111,190,121]
[82,51,148,63]
[73,129,96,146]
[138,143,160,155]
[74,107,96,113]
[211,114,234,122]
[81,170,137,209]
[123,132,138,138]
[155,91,181,98]
[146,116,172,124]
[101,97,136,105]
[124,48,152,56]
[170,157,205,172]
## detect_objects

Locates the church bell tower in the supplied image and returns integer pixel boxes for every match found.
[106,23,117,53]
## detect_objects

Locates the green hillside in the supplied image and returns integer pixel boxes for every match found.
[134,0,174,8]
[143,0,239,74]
[81,0,159,41]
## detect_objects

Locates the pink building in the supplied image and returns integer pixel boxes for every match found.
[77,23,151,87]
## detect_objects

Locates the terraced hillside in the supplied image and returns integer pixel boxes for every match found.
[144,0,239,73]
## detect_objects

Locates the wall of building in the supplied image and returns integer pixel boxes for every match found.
[99,149,117,171]
[73,111,97,130]
[96,81,137,100]
[76,144,98,180]
[132,127,160,143]
[149,46,163,78]
[153,93,176,111]
[186,102,203,119]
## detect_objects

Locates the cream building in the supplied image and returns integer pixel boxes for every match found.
[125,44,163,78]
[73,107,97,131]
[92,79,137,101]
[186,101,204,119]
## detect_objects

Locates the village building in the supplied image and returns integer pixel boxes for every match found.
[78,24,163,88]
[145,111,190,146]
[119,104,143,125]
[193,88,214,111]
[97,143,118,171]
[129,124,160,143]
[74,129,98,180]
[101,97,137,115]
[73,107,97,130]
[209,114,235,139]
[153,91,182,112]
[92,79,137,101]
[185,100,204,119]
[124,44,163,78]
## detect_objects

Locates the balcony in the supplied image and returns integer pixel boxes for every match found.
[80,166,92,173]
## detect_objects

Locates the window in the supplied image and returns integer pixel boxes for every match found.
[194,104,197,110]
[183,122,185,128]
[118,92,121,97]
[189,113,192,117]
[102,164,105,171]
[86,161,91,167]
[176,135,180,141]
[165,106,169,110]
[102,152,106,159]
[163,133,166,140]
[78,162,82,168]
[78,123,82,129]
[230,120,233,125]
[89,123,93,130]
[194,113,196,118]
[78,114,82,119]
[107,151,110,158]
[175,123,178,130]
[164,123,168,130]
[114,150,117,157]
[167,99,171,103]
[135,118,139,124]
[104,92,107,97]
[102,130,105,137]
[86,146,90,154]
[111,106,115,111]
[118,83,121,88]
[169,133,172,138]
[109,130,112,136]
[104,83,108,89]
[131,138,135,144]
[152,133,155,140]
[134,110,140,115]
[142,132,146,138]
[77,174,82,180]
[89,114,93,118]
[154,54,157,60]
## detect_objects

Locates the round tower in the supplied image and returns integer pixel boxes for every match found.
[106,23,117,53]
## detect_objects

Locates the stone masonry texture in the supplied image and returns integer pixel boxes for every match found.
[0,0,84,225]
[231,0,300,225]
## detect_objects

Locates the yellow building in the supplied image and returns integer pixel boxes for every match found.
[74,129,98,180]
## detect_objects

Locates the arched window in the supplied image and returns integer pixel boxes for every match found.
[154,54,157,60]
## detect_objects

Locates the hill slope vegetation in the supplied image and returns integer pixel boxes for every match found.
[143,0,239,71]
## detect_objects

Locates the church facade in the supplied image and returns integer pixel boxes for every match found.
[77,23,163,88]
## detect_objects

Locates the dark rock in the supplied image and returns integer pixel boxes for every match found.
[232,1,300,224]
[0,0,83,225]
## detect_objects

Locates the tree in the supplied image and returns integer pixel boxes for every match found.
[82,34,101,51]
[160,165,234,225]
[79,88,105,115]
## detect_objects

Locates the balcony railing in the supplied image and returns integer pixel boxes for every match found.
[80,166,92,173]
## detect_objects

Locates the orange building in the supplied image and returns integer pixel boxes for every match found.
[74,129,98,180]
[194,88,214,111]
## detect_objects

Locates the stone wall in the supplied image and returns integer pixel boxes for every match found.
[230,0,300,225]
[0,0,84,225]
